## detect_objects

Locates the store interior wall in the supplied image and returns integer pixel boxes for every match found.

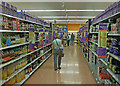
[68,24,85,31]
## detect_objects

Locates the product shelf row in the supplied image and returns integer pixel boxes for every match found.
[0,30,43,33]
[89,48,98,57]
[92,12,120,25]
[79,45,85,58]
[0,43,52,68]
[0,30,29,33]
[99,59,108,66]
[89,41,98,46]
[107,52,120,61]
[107,68,120,84]
[0,48,52,86]
[0,42,29,50]
[0,13,50,28]
[17,53,52,85]
[89,32,99,34]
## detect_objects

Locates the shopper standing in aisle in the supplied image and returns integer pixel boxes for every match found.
[71,33,75,45]
[68,34,71,45]
[52,34,63,71]
[66,34,70,46]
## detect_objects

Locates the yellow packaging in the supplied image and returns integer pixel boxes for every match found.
[7,77,16,85]
[11,64,15,75]
[21,71,25,80]
[16,73,20,83]
[100,32,107,47]
[2,67,7,80]
[16,61,19,70]
[7,65,11,77]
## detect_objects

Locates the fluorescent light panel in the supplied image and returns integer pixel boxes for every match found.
[18,9,104,12]
[38,16,95,18]
[68,31,79,32]
[44,20,87,21]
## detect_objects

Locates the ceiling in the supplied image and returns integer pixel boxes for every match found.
[6,1,117,24]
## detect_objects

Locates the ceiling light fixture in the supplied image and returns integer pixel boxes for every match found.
[38,16,95,18]
[44,20,87,21]
[17,9,104,12]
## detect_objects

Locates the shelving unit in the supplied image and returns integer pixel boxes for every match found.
[78,4,120,84]
[87,1,120,85]
[0,42,30,50]
[107,68,120,84]
[0,13,50,28]
[0,49,52,86]
[0,2,53,85]
[107,52,120,61]
[92,12,120,26]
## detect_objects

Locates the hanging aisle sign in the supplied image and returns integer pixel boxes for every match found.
[98,24,107,59]
[29,28,35,51]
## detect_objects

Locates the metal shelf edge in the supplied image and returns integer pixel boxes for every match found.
[0,42,29,50]
[107,68,120,84]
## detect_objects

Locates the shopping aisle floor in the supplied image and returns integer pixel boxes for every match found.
[24,44,97,84]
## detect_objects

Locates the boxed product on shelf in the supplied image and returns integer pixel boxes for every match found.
[25,65,32,74]
[112,65,120,74]
[107,38,112,47]
[111,37,120,47]
[109,46,114,54]
[16,70,25,83]
[5,77,16,85]
[2,67,7,80]
[98,67,110,81]
[107,56,120,74]
[32,61,38,69]
[116,17,120,33]
[112,47,120,56]
[109,56,120,66]
[111,24,117,34]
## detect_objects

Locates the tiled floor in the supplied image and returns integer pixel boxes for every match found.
[24,44,97,84]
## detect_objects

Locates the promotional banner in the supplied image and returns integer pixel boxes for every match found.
[29,28,35,51]
[39,29,44,47]
[98,24,107,59]
[98,47,106,58]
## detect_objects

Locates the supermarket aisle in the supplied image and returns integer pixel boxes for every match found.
[24,44,97,84]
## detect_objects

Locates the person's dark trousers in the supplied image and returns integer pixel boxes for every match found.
[67,40,70,46]
[53,49,61,70]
